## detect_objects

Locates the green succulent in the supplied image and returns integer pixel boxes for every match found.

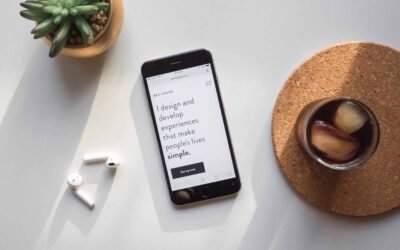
[20,0,109,57]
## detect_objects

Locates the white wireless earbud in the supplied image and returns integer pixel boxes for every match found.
[105,156,119,168]
[67,173,95,209]
[83,153,120,169]
[67,173,82,189]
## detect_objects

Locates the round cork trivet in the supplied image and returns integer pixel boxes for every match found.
[272,42,400,216]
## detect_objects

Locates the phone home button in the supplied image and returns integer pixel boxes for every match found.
[199,187,211,199]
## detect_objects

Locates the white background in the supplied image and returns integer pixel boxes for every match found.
[1,0,400,249]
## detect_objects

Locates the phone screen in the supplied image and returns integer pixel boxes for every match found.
[146,63,236,191]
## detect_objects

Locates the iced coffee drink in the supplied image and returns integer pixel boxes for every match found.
[296,97,380,170]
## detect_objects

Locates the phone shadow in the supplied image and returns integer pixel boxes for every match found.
[129,76,235,232]
[47,165,116,246]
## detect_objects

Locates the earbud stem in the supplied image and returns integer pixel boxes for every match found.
[74,189,95,209]
[83,154,109,164]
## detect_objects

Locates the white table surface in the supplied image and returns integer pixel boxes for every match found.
[1,0,400,249]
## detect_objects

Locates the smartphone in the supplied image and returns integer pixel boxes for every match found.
[141,49,241,205]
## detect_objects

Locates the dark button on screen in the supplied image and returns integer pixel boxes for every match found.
[171,162,205,179]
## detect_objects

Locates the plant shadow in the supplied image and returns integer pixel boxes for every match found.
[48,164,115,245]
[0,45,105,250]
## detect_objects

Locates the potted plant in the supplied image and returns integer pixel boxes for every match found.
[20,0,123,58]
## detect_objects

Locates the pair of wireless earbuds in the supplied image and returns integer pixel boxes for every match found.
[67,153,120,208]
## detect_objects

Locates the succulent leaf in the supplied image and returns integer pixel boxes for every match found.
[73,5,98,15]
[20,2,44,11]
[31,17,57,39]
[69,8,78,15]
[73,15,94,44]
[51,7,62,16]
[61,8,69,16]
[20,10,51,22]
[74,0,87,5]
[92,2,109,10]
[49,28,69,57]
[41,1,52,6]
[54,14,63,24]
[64,0,74,8]
[25,0,43,4]
[54,17,72,43]
[20,0,111,57]
[43,6,57,13]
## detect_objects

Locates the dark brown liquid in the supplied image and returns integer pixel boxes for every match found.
[307,100,374,164]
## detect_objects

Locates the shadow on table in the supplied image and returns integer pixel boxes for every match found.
[129,76,235,232]
[240,44,400,249]
[0,45,105,250]
[239,115,400,249]
[48,164,115,245]
[237,117,295,249]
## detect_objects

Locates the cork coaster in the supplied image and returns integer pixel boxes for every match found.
[272,42,400,216]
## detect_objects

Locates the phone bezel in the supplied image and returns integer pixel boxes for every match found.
[141,49,241,205]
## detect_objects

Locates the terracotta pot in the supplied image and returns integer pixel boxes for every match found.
[43,0,124,58]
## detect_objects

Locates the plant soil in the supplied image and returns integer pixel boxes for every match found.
[67,0,110,47]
